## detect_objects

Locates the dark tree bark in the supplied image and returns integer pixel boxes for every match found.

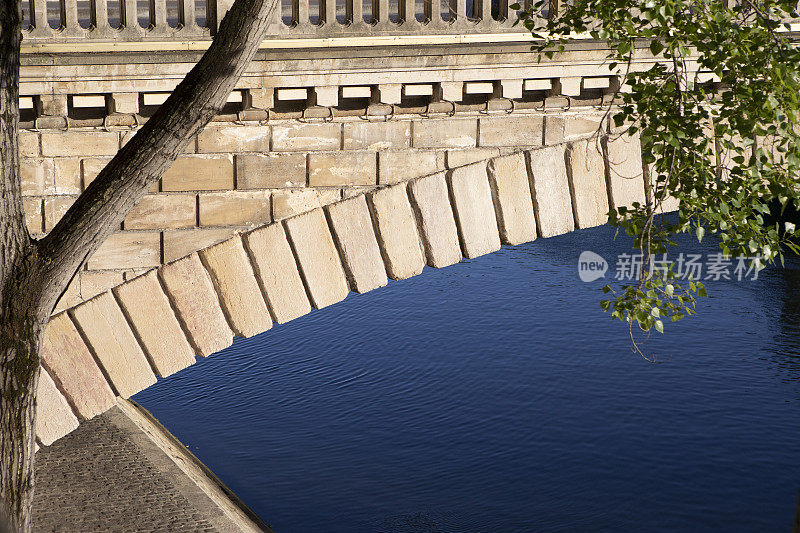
[0,0,279,528]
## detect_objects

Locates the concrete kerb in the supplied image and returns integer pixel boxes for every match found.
[37,136,640,447]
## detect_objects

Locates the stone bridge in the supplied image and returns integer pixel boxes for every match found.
[16,0,691,447]
[33,131,673,447]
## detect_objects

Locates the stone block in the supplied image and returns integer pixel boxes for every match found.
[316,189,342,205]
[41,131,119,157]
[283,209,349,309]
[544,115,566,145]
[40,313,116,420]
[487,153,537,245]
[122,269,152,281]
[446,148,501,169]
[367,184,425,279]
[604,134,646,210]
[162,155,234,191]
[20,158,54,196]
[125,194,196,230]
[272,123,341,152]
[163,227,237,262]
[325,196,388,294]
[81,157,113,189]
[342,186,377,199]
[343,121,411,150]
[110,92,139,114]
[37,94,67,116]
[53,158,82,194]
[198,190,271,227]
[199,236,272,337]
[566,140,609,228]
[23,198,42,235]
[272,189,320,220]
[197,125,270,153]
[308,151,377,187]
[447,162,501,258]
[563,115,604,140]
[79,270,124,301]
[377,84,402,104]
[36,368,79,446]
[378,150,446,185]
[236,153,306,189]
[526,145,574,237]
[248,87,274,109]
[478,115,543,147]
[159,253,234,356]
[413,118,477,149]
[69,292,157,398]
[244,224,311,323]
[18,132,39,158]
[87,232,161,270]
[43,196,76,232]
[407,172,462,268]
[113,270,196,377]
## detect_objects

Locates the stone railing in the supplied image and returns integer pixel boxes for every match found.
[35,131,661,448]
[22,0,543,41]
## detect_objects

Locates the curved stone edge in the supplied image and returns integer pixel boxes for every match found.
[37,133,653,448]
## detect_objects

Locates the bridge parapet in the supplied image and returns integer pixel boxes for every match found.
[22,0,538,42]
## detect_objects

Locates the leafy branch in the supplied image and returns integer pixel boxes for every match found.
[514,0,800,359]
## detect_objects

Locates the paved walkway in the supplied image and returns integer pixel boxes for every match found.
[33,400,270,533]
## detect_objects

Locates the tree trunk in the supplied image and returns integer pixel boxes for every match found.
[0,0,41,529]
[0,0,280,529]
[0,313,42,533]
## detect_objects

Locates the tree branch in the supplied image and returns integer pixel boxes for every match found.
[34,0,280,315]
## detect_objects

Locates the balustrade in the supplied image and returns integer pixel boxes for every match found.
[22,0,546,41]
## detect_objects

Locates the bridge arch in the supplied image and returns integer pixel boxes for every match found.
[35,134,664,447]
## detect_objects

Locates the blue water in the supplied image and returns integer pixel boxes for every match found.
[135,225,800,532]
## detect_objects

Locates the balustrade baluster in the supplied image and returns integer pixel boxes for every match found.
[26,0,55,38]
[398,0,415,24]
[375,0,389,24]
[176,0,204,34]
[293,0,310,26]
[547,0,558,19]
[320,0,335,24]
[119,0,146,35]
[448,0,465,22]
[424,0,442,24]
[147,0,170,34]
[57,0,85,36]
[497,0,513,24]
[90,0,116,36]
[27,0,53,37]
[346,0,363,25]
[474,0,490,22]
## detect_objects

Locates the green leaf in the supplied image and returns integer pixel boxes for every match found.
[654,320,664,333]
[649,40,664,56]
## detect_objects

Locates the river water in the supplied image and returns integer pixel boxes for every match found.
[135,224,800,532]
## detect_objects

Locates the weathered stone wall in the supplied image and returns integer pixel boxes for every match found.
[20,109,607,312]
[33,130,653,448]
